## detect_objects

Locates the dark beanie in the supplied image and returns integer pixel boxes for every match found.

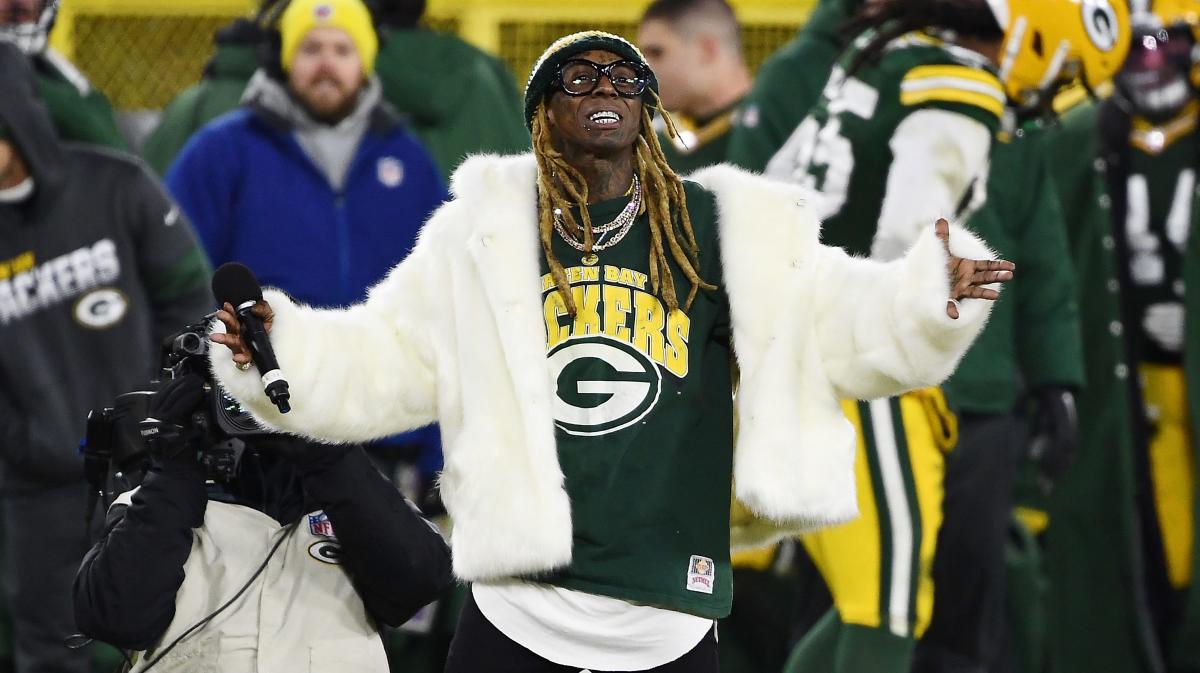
[522,30,659,130]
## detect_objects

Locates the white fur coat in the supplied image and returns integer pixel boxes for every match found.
[210,154,995,581]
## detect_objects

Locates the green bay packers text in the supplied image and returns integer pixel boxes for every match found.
[542,265,691,378]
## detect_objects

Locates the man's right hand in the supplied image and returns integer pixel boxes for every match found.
[209,300,274,368]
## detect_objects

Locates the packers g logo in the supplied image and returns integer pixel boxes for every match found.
[1082,0,1120,53]
[73,288,128,329]
[548,336,662,436]
[308,540,343,565]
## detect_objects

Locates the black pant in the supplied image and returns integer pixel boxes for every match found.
[912,412,1021,673]
[444,590,720,672]
[3,482,98,673]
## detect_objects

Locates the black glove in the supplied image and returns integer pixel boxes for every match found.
[145,374,207,466]
[1027,385,1079,494]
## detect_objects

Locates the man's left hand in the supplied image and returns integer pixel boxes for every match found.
[935,217,1015,319]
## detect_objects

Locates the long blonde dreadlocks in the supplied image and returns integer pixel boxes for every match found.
[531,93,716,318]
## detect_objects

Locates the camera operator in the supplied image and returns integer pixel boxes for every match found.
[73,374,453,672]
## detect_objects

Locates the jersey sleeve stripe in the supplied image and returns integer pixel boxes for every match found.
[899,88,1005,119]
[903,65,1003,90]
[900,77,1007,104]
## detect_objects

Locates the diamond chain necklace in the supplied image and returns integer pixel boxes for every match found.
[552,174,642,253]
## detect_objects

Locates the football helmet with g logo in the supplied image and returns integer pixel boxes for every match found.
[988,0,1132,106]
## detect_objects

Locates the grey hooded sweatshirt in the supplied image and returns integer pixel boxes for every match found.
[0,44,212,493]
[240,70,384,191]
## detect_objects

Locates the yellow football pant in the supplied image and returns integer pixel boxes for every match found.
[1142,363,1195,589]
[800,389,954,638]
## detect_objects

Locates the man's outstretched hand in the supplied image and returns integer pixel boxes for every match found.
[935,218,1015,319]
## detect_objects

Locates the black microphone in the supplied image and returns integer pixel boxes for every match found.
[211,262,291,413]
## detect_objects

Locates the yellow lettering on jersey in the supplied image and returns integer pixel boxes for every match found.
[544,290,570,349]
[666,309,691,378]
[571,284,603,336]
[13,252,34,274]
[632,290,666,365]
[631,270,648,290]
[0,252,35,281]
[602,285,632,342]
[542,266,601,292]
[603,265,648,291]
[542,265,691,378]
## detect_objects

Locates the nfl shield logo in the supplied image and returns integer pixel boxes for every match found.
[314,4,333,20]
[308,511,336,538]
[377,157,404,188]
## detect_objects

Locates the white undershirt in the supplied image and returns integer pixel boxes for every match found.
[0,178,34,204]
[472,581,714,671]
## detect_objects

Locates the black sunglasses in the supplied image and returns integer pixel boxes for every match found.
[556,58,650,97]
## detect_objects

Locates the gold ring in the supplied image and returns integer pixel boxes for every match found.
[236,361,252,372]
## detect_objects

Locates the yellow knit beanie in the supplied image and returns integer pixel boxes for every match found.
[279,0,378,74]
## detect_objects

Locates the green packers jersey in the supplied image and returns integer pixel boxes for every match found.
[657,99,741,175]
[765,30,1003,256]
[536,184,734,618]
[1124,106,1198,364]
[726,0,863,172]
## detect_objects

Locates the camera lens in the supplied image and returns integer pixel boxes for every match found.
[173,331,205,355]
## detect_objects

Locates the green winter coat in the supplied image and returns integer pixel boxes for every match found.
[725,0,860,172]
[142,37,259,175]
[375,28,529,181]
[32,51,126,151]
[944,129,1085,414]
[1046,100,1171,673]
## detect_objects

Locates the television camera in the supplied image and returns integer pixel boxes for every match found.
[82,316,271,522]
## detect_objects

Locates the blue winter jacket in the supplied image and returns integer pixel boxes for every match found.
[165,99,447,309]
[166,88,448,466]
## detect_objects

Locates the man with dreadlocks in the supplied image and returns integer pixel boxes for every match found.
[205,30,1011,672]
